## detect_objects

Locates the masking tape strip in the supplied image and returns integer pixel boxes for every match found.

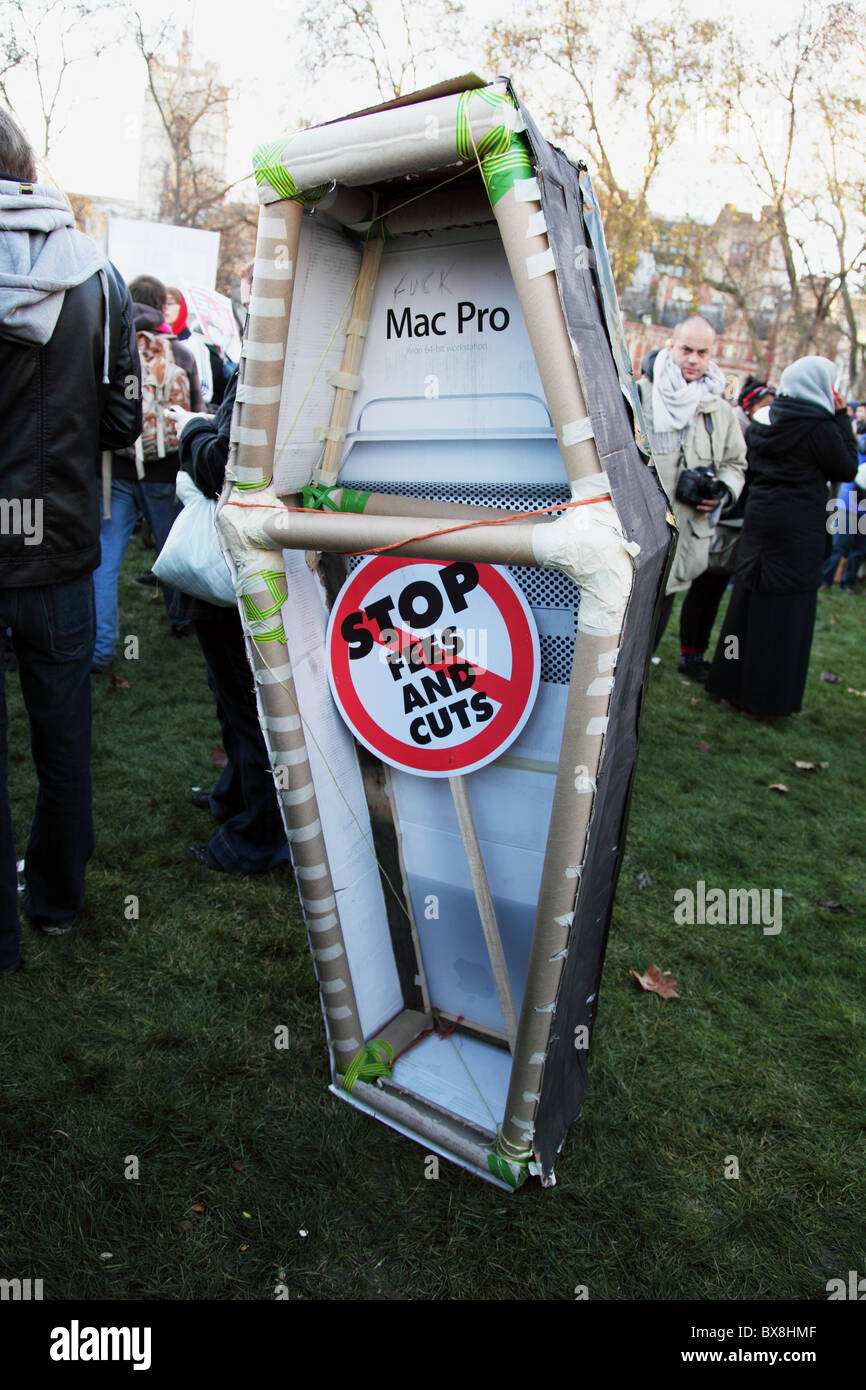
[522,1091,542,1104]
[321,977,347,995]
[525,210,547,238]
[554,912,575,927]
[325,370,362,390]
[514,177,541,202]
[526,247,556,280]
[233,468,268,487]
[548,947,568,961]
[271,747,308,767]
[562,417,596,446]
[312,425,347,443]
[279,782,315,804]
[529,1052,547,1065]
[287,819,322,843]
[586,675,615,697]
[509,1115,535,1131]
[254,255,292,280]
[575,776,597,794]
[585,716,609,736]
[315,943,344,962]
[305,893,336,914]
[571,469,609,499]
[264,713,300,731]
[296,862,328,880]
[256,661,294,684]
[230,424,269,447]
[307,912,338,933]
[565,864,582,879]
[598,648,619,672]
[236,383,282,406]
[248,295,286,318]
[345,317,368,337]
[242,340,285,362]
[334,1037,362,1053]
[259,216,287,237]
[327,1005,353,1020]
[534,1002,557,1013]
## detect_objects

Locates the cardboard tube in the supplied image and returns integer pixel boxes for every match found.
[229,559,368,1073]
[496,627,620,1163]
[228,197,303,491]
[262,507,540,564]
[491,184,600,486]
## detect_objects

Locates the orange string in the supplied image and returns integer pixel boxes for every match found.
[222,493,609,556]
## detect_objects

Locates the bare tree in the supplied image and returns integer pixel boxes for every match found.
[0,0,120,157]
[299,0,467,104]
[711,1,866,363]
[489,0,721,294]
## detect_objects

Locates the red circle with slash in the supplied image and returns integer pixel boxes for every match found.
[326,556,540,777]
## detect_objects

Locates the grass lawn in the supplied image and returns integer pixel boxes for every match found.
[1,540,864,1301]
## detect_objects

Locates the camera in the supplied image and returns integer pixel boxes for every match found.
[675,466,728,508]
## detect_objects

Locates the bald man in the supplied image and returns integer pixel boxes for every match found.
[638,316,746,679]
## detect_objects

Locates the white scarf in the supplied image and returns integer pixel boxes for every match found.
[651,347,726,451]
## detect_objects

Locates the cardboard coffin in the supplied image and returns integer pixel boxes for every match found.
[217,76,674,1189]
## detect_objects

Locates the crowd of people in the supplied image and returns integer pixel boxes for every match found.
[0,109,286,976]
[641,320,860,719]
[0,101,862,977]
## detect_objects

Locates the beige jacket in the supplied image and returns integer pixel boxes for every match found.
[638,379,747,595]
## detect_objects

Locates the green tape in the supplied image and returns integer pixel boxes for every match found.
[253,138,328,205]
[341,1039,394,1093]
[487,1150,529,1189]
[455,89,534,206]
[302,482,370,514]
[241,571,287,621]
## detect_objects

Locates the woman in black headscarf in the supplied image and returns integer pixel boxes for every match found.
[706,355,857,718]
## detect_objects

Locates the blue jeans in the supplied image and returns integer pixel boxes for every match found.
[0,577,95,965]
[822,523,866,590]
[92,478,185,667]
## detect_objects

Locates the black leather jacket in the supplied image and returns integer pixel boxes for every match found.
[0,263,142,587]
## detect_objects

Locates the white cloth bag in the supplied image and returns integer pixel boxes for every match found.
[152,471,236,607]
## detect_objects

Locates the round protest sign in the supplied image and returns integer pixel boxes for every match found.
[326,557,540,777]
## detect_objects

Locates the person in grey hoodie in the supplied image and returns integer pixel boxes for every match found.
[0,108,141,974]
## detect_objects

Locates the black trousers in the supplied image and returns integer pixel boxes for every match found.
[194,606,289,874]
[653,570,732,653]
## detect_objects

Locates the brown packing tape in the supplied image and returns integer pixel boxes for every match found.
[497,628,617,1161]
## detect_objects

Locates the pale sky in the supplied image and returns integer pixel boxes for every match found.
[4,0,844,235]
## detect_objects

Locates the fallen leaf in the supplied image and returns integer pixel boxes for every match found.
[298,1229,309,1238]
[793,760,829,771]
[242,1210,252,1219]
[697,740,711,752]
[630,963,679,1000]
[231,1161,244,1172]
[190,1204,204,1213]
[817,899,854,914]
[239,1244,249,1252]
[209,748,228,765]
[99,1252,113,1261]
[768,783,788,793]
[690,696,698,704]
[819,671,842,684]
[636,870,652,891]
[109,675,131,689]
[846,687,866,697]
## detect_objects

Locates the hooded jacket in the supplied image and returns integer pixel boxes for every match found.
[737,405,857,592]
[0,176,141,587]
